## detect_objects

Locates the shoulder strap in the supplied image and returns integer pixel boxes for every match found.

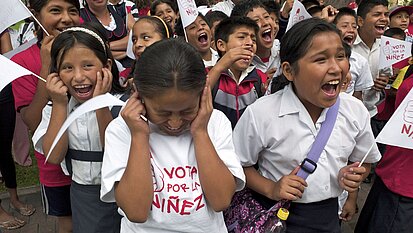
[110,93,129,118]
[296,97,340,180]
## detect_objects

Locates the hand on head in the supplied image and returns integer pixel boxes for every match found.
[121,90,149,135]
[46,73,68,104]
[92,68,113,97]
[190,77,213,136]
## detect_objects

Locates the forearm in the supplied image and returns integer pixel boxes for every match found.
[110,37,128,51]
[115,133,152,223]
[244,166,278,200]
[193,131,236,211]
[96,107,113,146]
[43,103,68,164]
[112,50,127,60]
[207,61,228,88]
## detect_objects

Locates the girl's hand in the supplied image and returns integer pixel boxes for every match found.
[338,162,366,192]
[46,73,68,104]
[93,68,113,97]
[40,35,55,70]
[121,91,149,135]
[272,166,307,201]
[340,194,357,222]
[190,78,213,136]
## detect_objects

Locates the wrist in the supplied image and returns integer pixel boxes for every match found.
[192,129,209,140]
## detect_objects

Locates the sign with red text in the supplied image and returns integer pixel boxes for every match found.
[379,36,412,69]
[376,88,413,149]
[177,0,198,28]
[286,0,312,32]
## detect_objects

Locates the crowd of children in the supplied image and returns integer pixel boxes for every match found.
[2,0,413,232]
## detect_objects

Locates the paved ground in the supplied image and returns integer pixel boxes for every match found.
[0,181,372,233]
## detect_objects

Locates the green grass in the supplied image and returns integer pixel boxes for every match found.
[0,147,39,194]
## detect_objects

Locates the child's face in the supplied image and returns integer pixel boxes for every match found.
[154,3,177,30]
[85,0,108,8]
[341,71,352,92]
[144,89,200,136]
[132,20,164,59]
[35,0,80,37]
[335,15,358,45]
[269,12,280,38]
[246,7,275,51]
[284,32,349,114]
[358,5,389,39]
[390,11,410,31]
[185,16,212,55]
[58,44,111,103]
[218,26,257,73]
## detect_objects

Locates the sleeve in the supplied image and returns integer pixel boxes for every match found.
[209,110,245,191]
[11,55,38,112]
[100,117,132,202]
[348,104,382,164]
[31,104,52,154]
[233,106,265,167]
[353,60,374,92]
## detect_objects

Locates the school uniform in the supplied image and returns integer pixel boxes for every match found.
[347,51,374,95]
[101,110,245,233]
[33,97,121,233]
[252,39,282,78]
[203,48,219,68]
[233,84,381,232]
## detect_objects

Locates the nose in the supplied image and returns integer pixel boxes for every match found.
[329,58,344,76]
[73,68,86,83]
[168,114,182,129]
[60,10,72,25]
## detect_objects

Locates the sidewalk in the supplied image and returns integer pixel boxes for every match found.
[0,182,372,233]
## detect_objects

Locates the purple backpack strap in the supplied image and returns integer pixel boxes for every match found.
[296,97,340,180]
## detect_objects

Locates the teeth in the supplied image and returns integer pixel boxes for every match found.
[327,80,339,85]
[263,29,271,34]
[199,32,206,37]
[167,126,179,130]
[75,85,89,89]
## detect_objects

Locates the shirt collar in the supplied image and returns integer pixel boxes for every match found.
[227,65,256,83]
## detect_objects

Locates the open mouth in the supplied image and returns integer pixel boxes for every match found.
[261,28,272,43]
[198,32,209,45]
[73,85,93,99]
[375,25,386,34]
[343,34,354,44]
[321,80,340,97]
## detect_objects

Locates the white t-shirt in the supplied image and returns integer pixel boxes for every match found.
[233,84,381,204]
[347,51,374,95]
[101,110,245,233]
[203,48,219,68]
[252,39,281,78]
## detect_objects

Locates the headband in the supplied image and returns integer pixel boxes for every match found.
[64,27,107,54]
[152,16,170,38]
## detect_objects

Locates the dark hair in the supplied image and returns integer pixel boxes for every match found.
[271,18,343,93]
[175,13,209,37]
[137,16,172,39]
[343,42,352,59]
[262,0,281,20]
[357,0,388,19]
[134,39,206,98]
[150,0,178,15]
[214,16,259,57]
[301,0,320,9]
[384,27,407,40]
[307,5,323,16]
[333,7,357,25]
[29,0,80,41]
[50,22,126,95]
[205,11,229,28]
[195,0,209,7]
[231,0,267,17]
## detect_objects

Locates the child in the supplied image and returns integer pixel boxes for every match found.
[205,10,228,51]
[333,7,374,100]
[233,18,381,232]
[389,5,413,42]
[262,0,280,38]
[100,39,245,232]
[150,0,178,34]
[33,25,127,233]
[131,16,171,60]
[11,0,81,232]
[355,57,413,233]
[176,14,219,68]
[207,16,267,128]
[231,0,281,81]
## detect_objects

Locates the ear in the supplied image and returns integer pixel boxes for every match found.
[216,39,227,54]
[282,61,294,82]
[357,16,364,28]
[105,59,112,71]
